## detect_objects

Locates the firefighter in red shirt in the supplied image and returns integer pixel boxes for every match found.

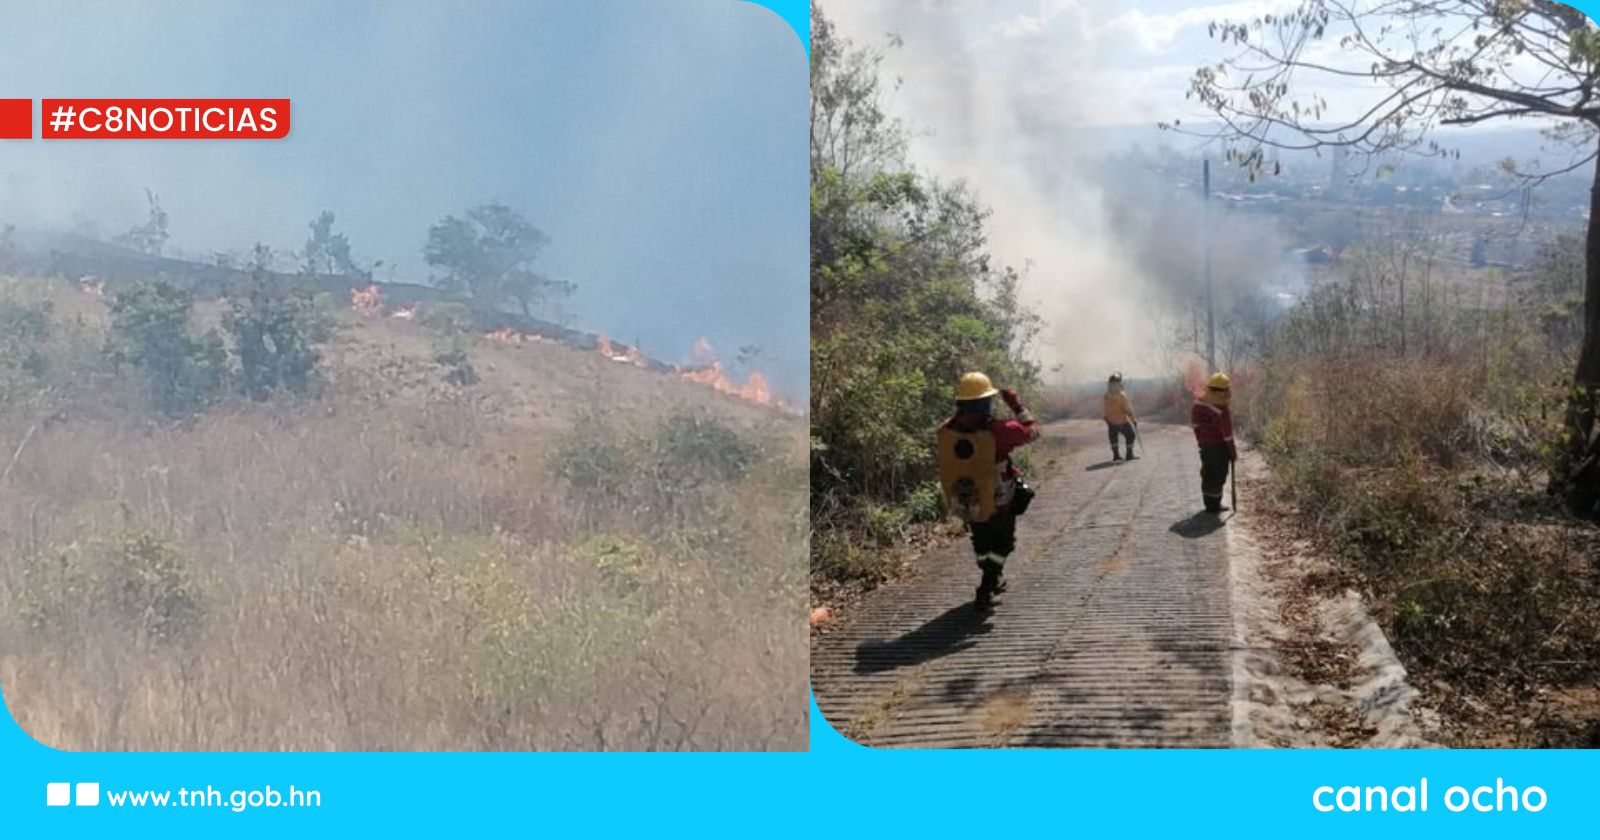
[1191,372,1236,514]
[937,372,1041,608]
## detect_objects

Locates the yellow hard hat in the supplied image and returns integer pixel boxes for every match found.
[1207,372,1231,390]
[956,371,999,401]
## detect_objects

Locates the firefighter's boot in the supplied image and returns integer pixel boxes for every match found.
[974,557,1007,609]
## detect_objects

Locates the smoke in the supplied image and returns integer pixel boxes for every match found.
[824,1,1293,383]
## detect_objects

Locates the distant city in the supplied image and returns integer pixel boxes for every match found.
[1124,129,1589,273]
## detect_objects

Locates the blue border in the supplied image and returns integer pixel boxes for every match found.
[800,1,1600,834]
[747,0,807,56]
[809,695,1598,833]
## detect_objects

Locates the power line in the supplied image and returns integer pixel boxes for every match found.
[1203,159,1215,372]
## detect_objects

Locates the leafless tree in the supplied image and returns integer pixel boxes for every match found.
[1173,0,1600,518]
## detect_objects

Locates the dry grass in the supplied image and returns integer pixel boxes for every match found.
[1252,354,1486,470]
[976,687,1032,746]
[1255,351,1600,746]
[0,279,806,751]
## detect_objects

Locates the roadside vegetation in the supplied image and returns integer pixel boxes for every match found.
[1246,236,1600,746]
[1179,0,1600,747]
[809,3,1042,607]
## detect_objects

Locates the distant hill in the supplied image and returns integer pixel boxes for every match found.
[0,229,786,410]
[1070,122,1593,178]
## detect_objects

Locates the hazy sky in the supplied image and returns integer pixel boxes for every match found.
[0,0,807,398]
[821,0,1279,379]
[826,0,1312,131]
[821,0,1587,381]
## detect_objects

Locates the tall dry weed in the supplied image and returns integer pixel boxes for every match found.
[0,280,805,750]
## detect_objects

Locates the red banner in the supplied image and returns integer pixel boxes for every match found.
[0,99,30,139]
[39,98,289,139]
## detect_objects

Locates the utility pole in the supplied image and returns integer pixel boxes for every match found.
[1203,159,1215,372]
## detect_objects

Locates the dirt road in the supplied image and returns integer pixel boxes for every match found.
[812,420,1243,748]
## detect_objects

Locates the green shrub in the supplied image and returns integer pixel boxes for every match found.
[105,280,229,417]
[223,274,331,399]
[0,297,50,379]
[104,531,204,642]
[433,337,479,386]
[14,530,203,644]
[905,481,944,523]
[651,412,755,486]
[0,297,53,409]
[555,424,633,500]
[812,529,892,585]
[863,503,910,547]
[556,413,763,529]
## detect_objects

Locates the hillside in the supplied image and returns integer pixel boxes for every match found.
[0,268,806,751]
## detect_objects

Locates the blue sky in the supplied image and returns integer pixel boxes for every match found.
[0,0,807,397]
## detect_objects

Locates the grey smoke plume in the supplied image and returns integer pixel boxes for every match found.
[824,1,1293,382]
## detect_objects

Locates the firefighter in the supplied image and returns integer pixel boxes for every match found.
[937,372,1041,609]
[1103,371,1138,461]
[1190,372,1236,514]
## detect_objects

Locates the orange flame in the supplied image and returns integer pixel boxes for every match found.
[350,284,384,315]
[482,328,781,409]
[742,371,772,404]
[596,335,649,368]
[676,337,775,406]
[1182,359,1208,399]
[678,363,772,404]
